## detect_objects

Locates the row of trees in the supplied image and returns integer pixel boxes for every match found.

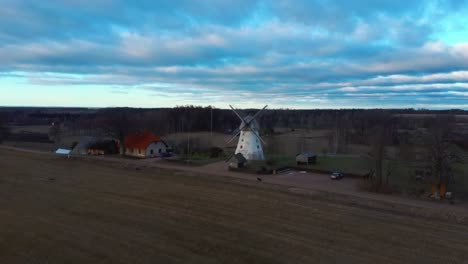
[1,106,466,137]
[0,113,10,143]
[365,113,463,192]
[88,107,467,135]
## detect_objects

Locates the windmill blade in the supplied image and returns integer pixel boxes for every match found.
[225,152,235,162]
[253,131,267,145]
[226,130,241,145]
[229,105,246,122]
[250,105,268,122]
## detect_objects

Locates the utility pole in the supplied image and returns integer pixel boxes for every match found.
[210,105,213,136]
[301,129,305,153]
[186,112,191,164]
[187,131,190,164]
[333,111,338,155]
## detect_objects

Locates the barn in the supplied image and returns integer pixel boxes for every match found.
[87,140,119,155]
[122,132,168,158]
[71,137,119,155]
[296,152,317,165]
[71,136,97,155]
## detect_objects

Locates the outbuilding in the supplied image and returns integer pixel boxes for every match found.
[71,136,98,155]
[229,153,247,169]
[122,132,168,158]
[296,152,317,165]
[55,148,71,155]
[71,137,119,155]
[87,140,119,155]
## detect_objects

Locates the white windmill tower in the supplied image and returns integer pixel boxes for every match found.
[226,105,268,161]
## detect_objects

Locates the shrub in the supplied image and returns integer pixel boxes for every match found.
[266,159,277,166]
[209,147,224,158]
[70,141,78,150]
[0,126,10,143]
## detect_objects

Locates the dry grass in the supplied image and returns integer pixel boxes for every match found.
[1,149,468,263]
[9,125,50,134]
[165,132,231,149]
[3,141,56,152]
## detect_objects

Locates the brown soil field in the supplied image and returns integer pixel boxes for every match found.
[1,149,468,263]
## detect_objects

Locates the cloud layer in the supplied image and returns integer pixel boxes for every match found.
[1,0,468,108]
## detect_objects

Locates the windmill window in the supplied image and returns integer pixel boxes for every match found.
[241,139,244,142]
[240,145,243,149]
[257,145,260,149]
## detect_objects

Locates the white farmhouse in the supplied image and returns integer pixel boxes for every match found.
[122,132,168,158]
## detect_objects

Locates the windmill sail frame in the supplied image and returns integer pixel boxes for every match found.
[226,105,268,161]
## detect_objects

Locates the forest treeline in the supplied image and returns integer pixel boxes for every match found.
[1,106,467,137]
[2,106,467,156]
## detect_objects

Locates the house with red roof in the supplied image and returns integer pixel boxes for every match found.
[122,132,168,158]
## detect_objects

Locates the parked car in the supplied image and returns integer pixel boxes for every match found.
[330,172,344,180]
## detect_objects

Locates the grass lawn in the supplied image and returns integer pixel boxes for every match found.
[266,154,467,196]
[267,154,371,176]
[167,153,226,166]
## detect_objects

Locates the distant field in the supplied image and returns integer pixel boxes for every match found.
[164,130,332,157]
[1,149,468,263]
[456,115,468,120]
[2,141,56,152]
[9,125,50,134]
[165,131,231,150]
[395,114,468,119]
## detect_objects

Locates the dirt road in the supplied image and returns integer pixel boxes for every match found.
[1,149,468,263]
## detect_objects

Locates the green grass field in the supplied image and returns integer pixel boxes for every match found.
[266,154,370,175]
[266,154,468,196]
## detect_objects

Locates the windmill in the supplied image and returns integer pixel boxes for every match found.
[226,105,268,161]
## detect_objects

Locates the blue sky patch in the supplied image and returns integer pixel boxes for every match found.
[0,0,467,109]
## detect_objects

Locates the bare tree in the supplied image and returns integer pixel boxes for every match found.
[330,112,350,154]
[97,108,136,153]
[48,122,62,143]
[385,159,397,185]
[369,126,387,187]
[425,121,461,187]
[0,119,9,144]
[366,112,394,191]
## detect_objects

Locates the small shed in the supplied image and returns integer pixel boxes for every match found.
[229,153,247,168]
[55,148,71,155]
[296,152,317,165]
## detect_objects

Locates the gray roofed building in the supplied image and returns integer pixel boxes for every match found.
[296,152,317,165]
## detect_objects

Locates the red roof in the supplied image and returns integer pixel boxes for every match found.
[124,132,161,149]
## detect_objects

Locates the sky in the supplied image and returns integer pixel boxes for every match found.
[1,0,468,109]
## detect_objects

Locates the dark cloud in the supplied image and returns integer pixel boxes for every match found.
[0,0,467,108]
